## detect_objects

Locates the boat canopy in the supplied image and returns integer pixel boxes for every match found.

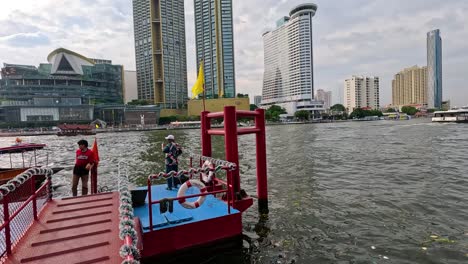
[0,144,46,154]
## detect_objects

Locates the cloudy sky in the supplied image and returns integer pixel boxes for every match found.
[0,0,467,106]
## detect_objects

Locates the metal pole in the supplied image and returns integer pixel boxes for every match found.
[223,106,240,195]
[31,175,38,220]
[4,195,11,255]
[147,178,153,231]
[255,108,269,214]
[201,111,212,157]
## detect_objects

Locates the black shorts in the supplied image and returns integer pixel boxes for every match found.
[73,165,89,176]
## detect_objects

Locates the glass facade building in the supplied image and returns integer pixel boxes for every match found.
[132,0,187,109]
[427,29,442,109]
[194,0,236,98]
[0,48,123,105]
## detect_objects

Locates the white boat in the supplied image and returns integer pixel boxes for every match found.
[432,107,468,123]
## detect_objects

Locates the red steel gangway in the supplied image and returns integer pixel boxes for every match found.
[0,168,140,264]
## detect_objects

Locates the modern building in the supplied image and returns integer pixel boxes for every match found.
[132,0,187,108]
[254,95,262,107]
[0,48,124,124]
[315,89,332,110]
[391,65,427,107]
[124,70,138,103]
[344,76,380,112]
[194,0,236,99]
[261,3,324,117]
[427,29,442,109]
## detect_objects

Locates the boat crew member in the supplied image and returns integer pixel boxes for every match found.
[72,139,95,196]
[161,135,186,190]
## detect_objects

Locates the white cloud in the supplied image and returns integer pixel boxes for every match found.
[0,0,467,106]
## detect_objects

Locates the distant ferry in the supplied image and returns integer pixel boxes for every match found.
[432,107,468,123]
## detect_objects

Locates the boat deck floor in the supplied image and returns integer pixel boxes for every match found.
[133,184,239,232]
[4,192,122,264]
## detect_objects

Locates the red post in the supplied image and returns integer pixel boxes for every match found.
[3,195,11,255]
[255,108,269,214]
[147,178,153,231]
[31,175,38,220]
[223,106,240,196]
[91,166,98,194]
[201,111,212,157]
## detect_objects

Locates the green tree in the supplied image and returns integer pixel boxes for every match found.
[265,105,287,121]
[127,99,151,106]
[386,108,396,113]
[294,110,310,121]
[401,106,418,115]
[350,108,367,119]
[330,104,346,112]
[250,104,258,111]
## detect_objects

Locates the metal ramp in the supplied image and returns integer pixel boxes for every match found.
[4,192,122,264]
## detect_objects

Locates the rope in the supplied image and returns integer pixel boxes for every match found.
[149,155,236,181]
[0,167,53,201]
[117,162,140,264]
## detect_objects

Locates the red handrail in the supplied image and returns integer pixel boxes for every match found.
[1,177,51,256]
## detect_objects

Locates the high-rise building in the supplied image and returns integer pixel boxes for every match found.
[124,70,138,103]
[427,29,442,109]
[315,89,332,109]
[194,0,236,98]
[254,95,262,107]
[261,3,324,116]
[344,76,380,112]
[132,0,187,109]
[391,66,427,107]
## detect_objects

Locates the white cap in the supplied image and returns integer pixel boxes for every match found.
[165,135,175,140]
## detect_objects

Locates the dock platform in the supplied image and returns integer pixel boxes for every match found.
[4,192,122,264]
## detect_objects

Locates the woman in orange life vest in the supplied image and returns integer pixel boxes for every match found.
[161,135,186,190]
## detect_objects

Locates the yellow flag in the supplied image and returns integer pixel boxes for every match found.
[191,61,204,99]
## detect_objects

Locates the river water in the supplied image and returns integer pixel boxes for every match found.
[1,119,467,264]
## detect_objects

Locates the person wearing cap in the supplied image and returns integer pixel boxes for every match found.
[162,135,185,190]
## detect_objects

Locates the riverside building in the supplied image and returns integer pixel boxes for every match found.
[315,89,332,110]
[391,66,427,107]
[427,29,442,109]
[0,48,124,124]
[132,0,187,108]
[344,76,380,112]
[261,3,324,117]
[194,0,236,98]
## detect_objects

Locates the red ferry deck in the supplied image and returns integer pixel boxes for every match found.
[4,192,123,264]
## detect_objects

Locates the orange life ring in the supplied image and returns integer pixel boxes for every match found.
[177,179,207,209]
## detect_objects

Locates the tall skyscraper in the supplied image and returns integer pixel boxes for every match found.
[132,0,187,109]
[344,76,380,112]
[391,65,427,107]
[427,29,442,109]
[254,95,262,107]
[194,0,236,98]
[315,89,332,109]
[262,3,324,116]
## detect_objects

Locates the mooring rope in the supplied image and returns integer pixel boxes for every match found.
[118,161,140,264]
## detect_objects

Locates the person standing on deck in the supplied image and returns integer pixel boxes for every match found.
[161,135,185,190]
[72,139,95,196]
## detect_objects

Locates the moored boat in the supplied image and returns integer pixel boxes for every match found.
[432,107,468,123]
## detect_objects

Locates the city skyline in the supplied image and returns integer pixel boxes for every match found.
[1,0,468,106]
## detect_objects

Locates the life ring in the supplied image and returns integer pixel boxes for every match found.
[177,179,207,209]
[201,160,215,183]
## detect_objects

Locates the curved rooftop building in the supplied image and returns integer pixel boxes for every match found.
[0,48,123,105]
[261,3,323,116]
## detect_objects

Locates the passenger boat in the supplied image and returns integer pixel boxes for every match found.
[0,142,47,185]
[0,106,268,263]
[432,107,468,123]
[57,124,96,136]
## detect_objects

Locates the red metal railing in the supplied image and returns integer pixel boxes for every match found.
[0,168,53,260]
[146,163,235,232]
[201,107,269,214]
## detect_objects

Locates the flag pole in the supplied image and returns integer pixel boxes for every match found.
[202,82,206,112]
